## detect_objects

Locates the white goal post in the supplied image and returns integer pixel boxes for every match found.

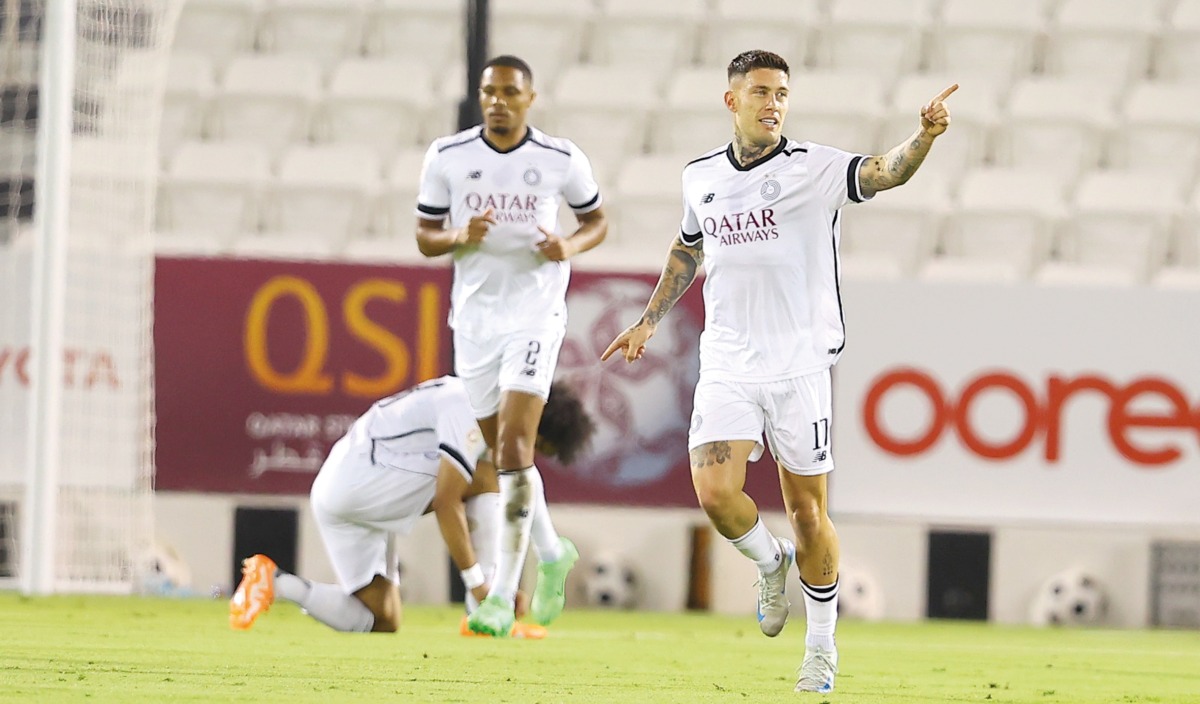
[0,0,182,594]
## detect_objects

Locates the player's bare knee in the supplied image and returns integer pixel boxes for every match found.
[788,500,825,540]
[694,480,737,517]
[495,434,535,469]
[371,613,401,633]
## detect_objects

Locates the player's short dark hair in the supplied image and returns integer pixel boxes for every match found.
[727,50,790,81]
[484,54,534,84]
[538,381,595,466]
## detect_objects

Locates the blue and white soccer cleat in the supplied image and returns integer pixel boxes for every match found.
[795,645,838,692]
[755,537,795,637]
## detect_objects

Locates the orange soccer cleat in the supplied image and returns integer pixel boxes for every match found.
[459,615,547,640]
[229,554,277,630]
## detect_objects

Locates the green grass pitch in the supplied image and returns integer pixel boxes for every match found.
[2,594,1199,703]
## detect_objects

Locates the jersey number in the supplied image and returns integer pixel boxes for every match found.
[812,417,830,451]
[525,340,541,366]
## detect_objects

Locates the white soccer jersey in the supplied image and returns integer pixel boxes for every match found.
[679,138,871,382]
[417,125,603,340]
[343,376,486,485]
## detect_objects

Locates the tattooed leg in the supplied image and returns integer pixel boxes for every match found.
[689,440,760,539]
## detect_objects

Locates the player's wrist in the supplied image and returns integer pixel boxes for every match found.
[460,564,485,590]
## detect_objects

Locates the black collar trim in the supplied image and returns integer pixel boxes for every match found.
[725,137,789,172]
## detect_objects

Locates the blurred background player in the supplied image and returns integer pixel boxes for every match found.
[415,55,608,637]
[602,50,955,692]
[229,377,595,637]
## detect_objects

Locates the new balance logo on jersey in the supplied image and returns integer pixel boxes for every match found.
[813,450,828,463]
[701,192,715,204]
[467,170,482,179]
[521,367,537,377]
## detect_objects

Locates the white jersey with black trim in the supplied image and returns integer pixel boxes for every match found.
[417,125,603,339]
[344,376,487,483]
[679,137,871,382]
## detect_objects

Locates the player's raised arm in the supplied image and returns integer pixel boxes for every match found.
[858,83,958,198]
[601,234,704,363]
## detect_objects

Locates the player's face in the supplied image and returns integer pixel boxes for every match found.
[479,66,535,136]
[727,68,789,146]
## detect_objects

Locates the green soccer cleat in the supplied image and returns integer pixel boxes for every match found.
[531,537,579,625]
[467,595,515,637]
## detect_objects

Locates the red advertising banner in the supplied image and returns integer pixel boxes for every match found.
[154,258,453,494]
[154,258,782,508]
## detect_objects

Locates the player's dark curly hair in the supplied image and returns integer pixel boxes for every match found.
[538,381,596,466]
[727,50,790,81]
[484,54,534,84]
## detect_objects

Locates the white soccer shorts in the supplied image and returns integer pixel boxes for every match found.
[309,436,436,593]
[688,369,835,475]
[453,327,565,418]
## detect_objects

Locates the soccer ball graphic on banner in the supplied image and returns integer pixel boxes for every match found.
[1029,568,1109,626]
[836,563,885,621]
[583,551,639,609]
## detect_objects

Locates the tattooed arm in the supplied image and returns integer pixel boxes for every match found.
[858,83,957,199]
[601,234,703,363]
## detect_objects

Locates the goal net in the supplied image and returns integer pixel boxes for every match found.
[0,0,181,593]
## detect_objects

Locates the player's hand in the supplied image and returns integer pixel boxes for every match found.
[460,207,496,246]
[601,320,656,363]
[534,226,575,261]
[920,84,957,138]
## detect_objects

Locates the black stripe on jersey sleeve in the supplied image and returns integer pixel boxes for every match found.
[417,203,450,216]
[830,210,846,355]
[439,443,474,479]
[846,155,866,203]
[680,229,703,247]
[529,137,571,157]
[569,192,601,211]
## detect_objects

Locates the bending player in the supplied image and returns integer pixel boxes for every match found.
[229,376,595,636]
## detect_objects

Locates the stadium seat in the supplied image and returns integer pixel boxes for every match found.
[646,68,734,158]
[839,171,947,277]
[229,231,340,259]
[1044,0,1159,86]
[696,0,819,69]
[259,0,369,73]
[1056,169,1181,283]
[941,168,1066,279]
[816,0,932,79]
[1158,0,1200,82]
[491,0,593,85]
[537,65,658,181]
[1108,82,1200,184]
[927,0,1045,81]
[1154,213,1200,288]
[314,58,432,152]
[878,73,1002,181]
[171,0,261,70]
[380,148,431,239]
[787,70,886,155]
[588,0,705,69]
[209,54,321,158]
[160,52,216,162]
[262,144,381,243]
[364,0,465,66]
[917,256,1027,284]
[992,77,1115,183]
[158,140,270,244]
[610,153,687,247]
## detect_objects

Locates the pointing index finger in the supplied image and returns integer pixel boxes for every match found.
[933,83,959,103]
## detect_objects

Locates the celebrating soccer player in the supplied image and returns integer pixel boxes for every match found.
[602,50,955,693]
[414,56,609,637]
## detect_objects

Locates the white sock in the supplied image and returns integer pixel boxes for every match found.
[275,572,375,632]
[465,492,500,613]
[801,576,839,651]
[491,467,535,604]
[527,465,564,563]
[730,517,783,574]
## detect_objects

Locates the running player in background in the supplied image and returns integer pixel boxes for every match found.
[602,50,955,692]
[228,376,595,637]
[415,55,608,637]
